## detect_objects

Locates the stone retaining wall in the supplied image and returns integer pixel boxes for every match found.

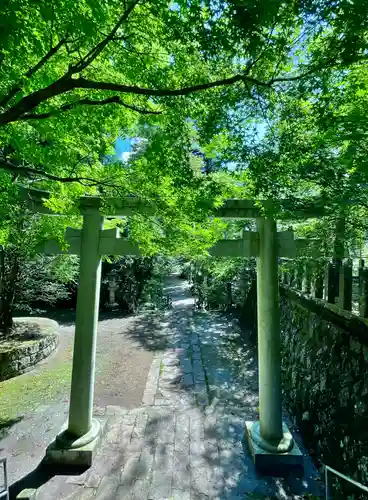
[280,287,368,496]
[0,318,59,381]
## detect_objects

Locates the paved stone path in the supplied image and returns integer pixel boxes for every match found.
[11,278,324,499]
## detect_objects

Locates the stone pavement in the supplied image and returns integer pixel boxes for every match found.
[11,278,324,499]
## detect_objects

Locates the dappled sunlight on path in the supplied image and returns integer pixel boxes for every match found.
[7,276,323,499]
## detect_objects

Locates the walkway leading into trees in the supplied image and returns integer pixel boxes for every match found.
[9,277,322,499]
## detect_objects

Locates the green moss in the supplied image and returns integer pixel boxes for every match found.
[0,356,72,425]
[159,360,164,376]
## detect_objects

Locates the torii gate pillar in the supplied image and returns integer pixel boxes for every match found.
[245,216,302,472]
[256,217,283,441]
[46,205,104,465]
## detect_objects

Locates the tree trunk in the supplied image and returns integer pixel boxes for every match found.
[0,248,18,335]
[0,300,14,333]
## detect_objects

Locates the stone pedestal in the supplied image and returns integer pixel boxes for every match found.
[245,421,304,474]
[45,419,102,467]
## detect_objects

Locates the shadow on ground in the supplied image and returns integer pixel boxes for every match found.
[8,277,324,499]
[9,463,89,499]
[0,417,23,441]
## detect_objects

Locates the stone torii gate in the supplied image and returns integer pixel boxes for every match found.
[208,200,323,471]
[21,188,323,470]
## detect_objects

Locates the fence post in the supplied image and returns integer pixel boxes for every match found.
[295,260,303,290]
[226,281,233,308]
[289,266,295,288]
[302,261,312,295]
[359,268,368,318]
[283,263,290,285]
[280,261,287,285]
[312,261,324,299]
[338,259,353,311]
[359,260,365,297]
[325,261,340,304]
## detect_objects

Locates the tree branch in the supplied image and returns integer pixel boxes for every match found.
[0,62,347,126]
[19,96,162,120]
[0,37,68,109]
[0,73,270,125]
[75,74,271,95]
[0,159,97,183]
[0,158,116,186]
[68,0,140,74]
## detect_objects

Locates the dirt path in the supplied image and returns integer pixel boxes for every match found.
[0,310,159,485]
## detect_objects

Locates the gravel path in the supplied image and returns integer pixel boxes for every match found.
[0,310,157,486]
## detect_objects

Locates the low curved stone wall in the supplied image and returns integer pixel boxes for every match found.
[0,317,59,381]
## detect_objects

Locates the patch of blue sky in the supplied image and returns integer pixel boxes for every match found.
[114,137,146,162]
[115,138,131,157]
[169,2,180,11]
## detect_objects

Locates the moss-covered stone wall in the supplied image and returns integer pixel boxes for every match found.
[280,288,368,496]
[0,318,58,381]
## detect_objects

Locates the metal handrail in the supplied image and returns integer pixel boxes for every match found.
[0,458,8,500]
[325,464,368,499]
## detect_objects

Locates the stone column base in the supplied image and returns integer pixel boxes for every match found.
[44,418,104,467]
[245,421,304,475]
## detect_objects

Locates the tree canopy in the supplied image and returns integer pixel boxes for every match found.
[0,0,368,254]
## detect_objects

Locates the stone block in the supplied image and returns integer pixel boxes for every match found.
[42,346,51,357]
[183,373,194,388]
[18,356,31,371]
[120,455,140,485]
[44,439,100,467]
[124,479,151,499]
[44,418,104,467]
[27,344,39,354]
[142,391,155,406]
[172,450,191,490]
[29,353,39,364]
[95,475,120,498]
[191,466,210,496]
[180,358,192,374]
[106,405,128,416]
[171,489,191,500]
[245,421,304,475]
[192,351,202,361]
[16,489,37,500]
[38,338,47,349]
[150,443,173,499]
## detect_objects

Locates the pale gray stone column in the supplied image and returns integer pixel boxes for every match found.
[246,216,296,462]
[256,216,283,442]
[67,206,104,438]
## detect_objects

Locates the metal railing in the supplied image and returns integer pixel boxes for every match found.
[325,464,368,499]
[0,458,8,500]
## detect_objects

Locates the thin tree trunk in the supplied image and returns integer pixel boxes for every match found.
[0,249,17,334]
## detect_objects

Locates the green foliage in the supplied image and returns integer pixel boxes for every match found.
[0,0,367,293]
[0,206,79,332]
[11,253,79,313]
[101,256,172,313]
[187,255,256,313]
